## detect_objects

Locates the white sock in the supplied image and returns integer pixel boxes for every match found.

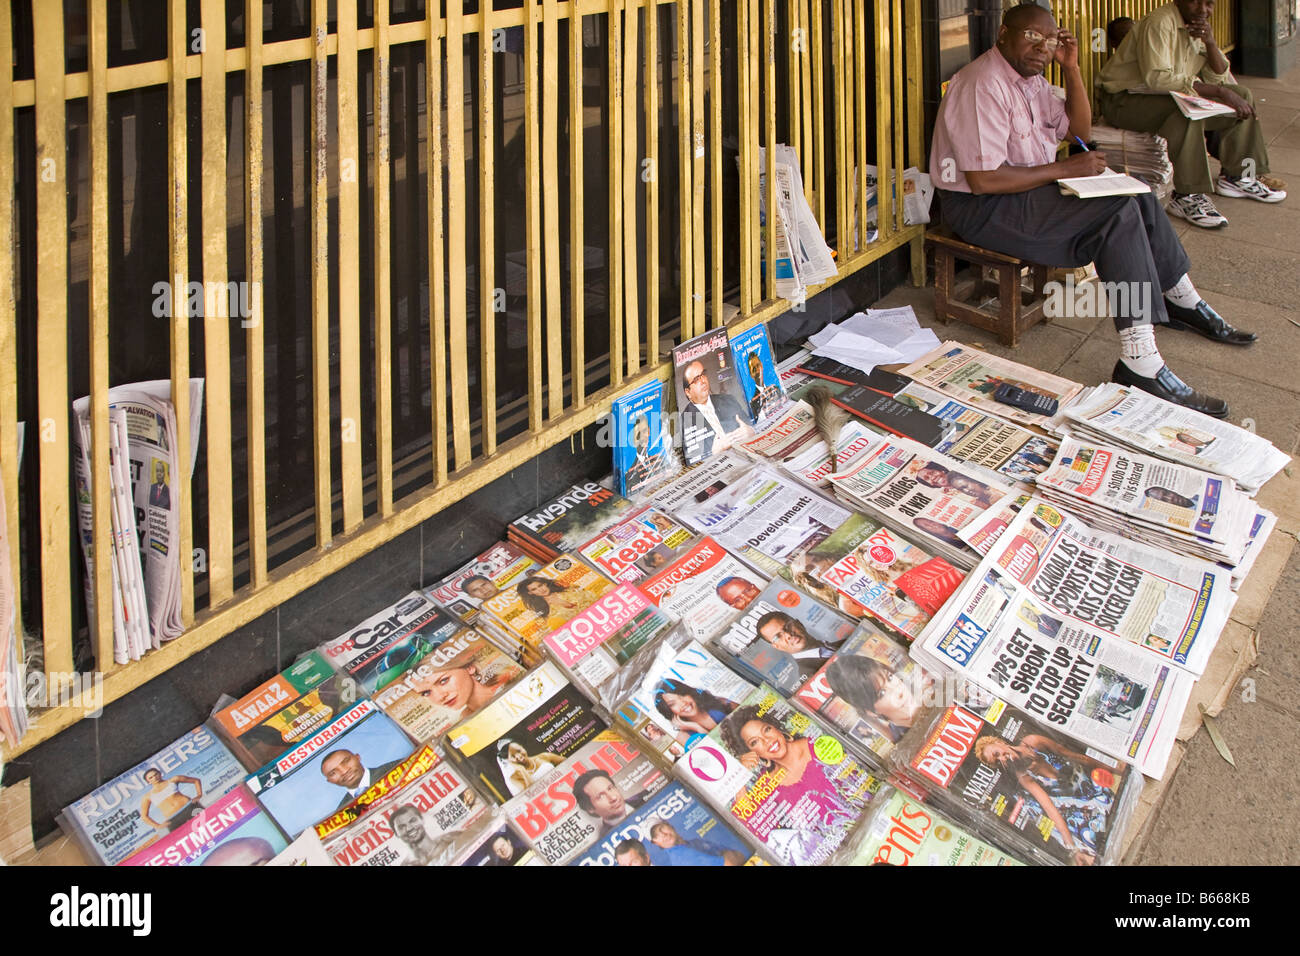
[1119,324,1165,377]
[1163,274,1200,309]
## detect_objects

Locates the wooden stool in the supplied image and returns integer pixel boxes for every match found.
[927,226,1052,348]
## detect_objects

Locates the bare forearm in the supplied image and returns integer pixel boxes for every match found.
[1204,40,1229,75]
[965,162,1066,195]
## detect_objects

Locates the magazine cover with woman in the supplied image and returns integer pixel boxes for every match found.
[677,684,882,866]
[480,555,617,650]
[443,661,607,805]
[891,699,1140,866]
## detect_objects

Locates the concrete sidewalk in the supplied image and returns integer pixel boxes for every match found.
[872,63,1300,865]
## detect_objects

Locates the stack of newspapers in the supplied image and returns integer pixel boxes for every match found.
[1034,436,1260,567]
[1088,125,1174,203]
[72,380,203,664]
[757,144,837,304]
[1060,383,1291,494]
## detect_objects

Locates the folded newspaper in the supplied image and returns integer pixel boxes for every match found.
[909,499,1204,778]
[900,342,1083,431]
[72,379,204,663]
[755,144,837,304]
[1061,382,1291,494]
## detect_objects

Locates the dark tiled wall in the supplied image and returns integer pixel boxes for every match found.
[7,244,911,844]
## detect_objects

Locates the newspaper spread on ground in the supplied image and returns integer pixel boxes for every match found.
[1062,383,1291,493]
[895,382,1059,483]
[910,502,1200,777]
[958,491,1032,557]
[72,379,205,657]
[673,465,854,577]
[646,449,756,514]
[900,342,1083,430]
[890,699,1141,865]
[1035,437,1256,565]
[826,432,1014,568]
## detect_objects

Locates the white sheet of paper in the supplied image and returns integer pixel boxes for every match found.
[810,330,907,374]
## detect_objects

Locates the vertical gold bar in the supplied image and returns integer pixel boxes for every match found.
[622,0,640,373]
[336,0,363,529]
[310,0,332,547]
[166,1,194,623]
[676,0,693,336]
[569,6,587,405]
[446,3,472,461]
[644,0,660,357]
[709,0,722,329]
[538,0,564,408]
[524,0,545,427]
[786,0,799,163]
[427,9,448,485]
[857,0,872,249]
[479,4,498,453]
[748,0,760,301]
[543,0,565,413]
[764,0,776,302]
[201,0,234,601]
[374,0,394,516]
[810,0,825,228]
[892,0,903,234]
[690,0,705,332]
[907,0,925,286]
[608,0,624,384]
[795,0,806,204]
[737,0,754,314]
[34,1,71,676]
[0,0,21,667]
[831,0,847,263]
[87,0,113,666]
[245,0,268,584]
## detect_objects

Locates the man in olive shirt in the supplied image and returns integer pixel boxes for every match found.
[1098,0,1284,228]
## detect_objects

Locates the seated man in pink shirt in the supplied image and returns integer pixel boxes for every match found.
[929,2,1254,418]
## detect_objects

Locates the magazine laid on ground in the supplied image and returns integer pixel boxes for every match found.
[841,784,1024,866]
[119,784,288,866]
[320,591,463,696]
[712,578,858,695]
[508,481,640,562]
[479,554,617,656]
[891,699,1141,866]
[313,745,492,866]
[60,725,245,866]
[424,542,539,622]
[244,699,417,839]
[646,449,756,514]
[577,504,695,584]
[371,627,526,743]
[616,635,757,760]
[639,536,768,644]
[678,683,881,866]
[502,730,669,865]
[210,650,356,770]
[443,660,607,804]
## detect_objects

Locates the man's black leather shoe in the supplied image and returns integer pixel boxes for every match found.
[1164,300,1257,345]
[1112,361,1230,419]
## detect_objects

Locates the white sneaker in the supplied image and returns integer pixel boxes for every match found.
[1216,174,1287,203]
[1167,193,1228,228]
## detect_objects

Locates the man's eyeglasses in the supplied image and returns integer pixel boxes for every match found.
[686,372,709,388]
[1020,29,1061,52]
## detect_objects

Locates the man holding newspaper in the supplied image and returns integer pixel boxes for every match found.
[930,2,1254,420]
[1098,0,1284,228]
